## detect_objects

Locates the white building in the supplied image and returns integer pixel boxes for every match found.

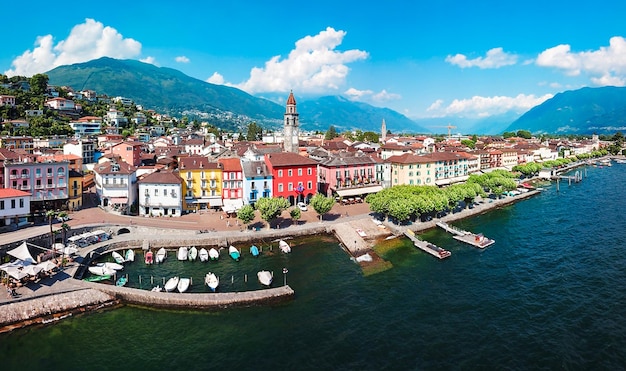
[93,160,137,214]
[138,171,183,217]
[0,188,31,227]
[64,140,96,165]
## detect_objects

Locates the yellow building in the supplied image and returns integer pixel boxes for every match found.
[68,169,83,211]
[178,156,223,211]
[388,152,475,187]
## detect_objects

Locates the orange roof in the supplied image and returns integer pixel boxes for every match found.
[286,91,296,105]
[218,158,242,171]
[0,188,31,198]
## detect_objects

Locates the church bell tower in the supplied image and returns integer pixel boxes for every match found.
[283,91,299,153]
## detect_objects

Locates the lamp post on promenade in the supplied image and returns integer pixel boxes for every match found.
[283,267,288,286]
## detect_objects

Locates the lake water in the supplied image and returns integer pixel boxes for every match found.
[2,164,626,370]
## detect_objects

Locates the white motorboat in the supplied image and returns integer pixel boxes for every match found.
[257,270,273,287]
[164,276,179,292]
[177,277,191,293]
[279,240,291,253]
[229,245,240,261]
[125,249,135,262]
[112,251,125,264]
[177,246,188,261]
[209,248,219,260]
[88,266,116,276]
[199,248,209,262]
[156,248,167,263]
[96,262,124,271]
[188,246,198,261]
[205,272,219,292]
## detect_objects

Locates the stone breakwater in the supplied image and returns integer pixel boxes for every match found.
[0,288,118,334]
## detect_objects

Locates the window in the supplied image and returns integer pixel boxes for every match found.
[308,168,312,175]
[251,181,256,190]
[47,168,53,176]
[36,168,42,177]
[336,170,341,179]
[298,168,302,176]
[288,183,293,191]
[19,198,24,208]
[307,181,312,189]
[409,180,414,185]
[187,171,192,180]
[278,183,283,192]
[288,169,293,177]
[409,172,413,177]
[278,170,283,178]
[11,199,16,208]
[0,201,4,209]
[155,188,159,196]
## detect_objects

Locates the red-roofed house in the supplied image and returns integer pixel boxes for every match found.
[218,158,244,212]
[109,141,144,167]
[0,188,30,228]
[265,152,317,205]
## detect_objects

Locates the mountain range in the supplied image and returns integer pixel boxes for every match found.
[45,57,424,134]
[45,57,626,136]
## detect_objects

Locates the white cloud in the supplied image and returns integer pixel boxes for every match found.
[445,47,518,69]
[227,27,368,94]
[140,56,157,65]
[344,87,401,104]
[4,18,141,77]
[372,89,401,102]
[344,87,373,99]
[536,36,626,86]
[175,56,190,63]
[426,94,553,118]
[206,72,225,85]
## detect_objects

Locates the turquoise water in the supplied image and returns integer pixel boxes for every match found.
[2,164,626,370]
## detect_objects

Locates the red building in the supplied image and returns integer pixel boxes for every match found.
[109,141,144,167]
[264,152,317,205]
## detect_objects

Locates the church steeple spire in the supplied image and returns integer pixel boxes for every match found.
[283,90,299,153]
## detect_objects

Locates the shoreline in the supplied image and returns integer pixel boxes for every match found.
[0,187,543,333]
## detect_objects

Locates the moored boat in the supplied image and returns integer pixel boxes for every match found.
[145,250,154,265]
[177,246,188,261]
[279,240,291,254]
[151,285,162,292]
[250,245,260,257]
[112,251,125,264]
[177,277,191,293]
[188,246,198,261]
[199,248,209,262]
[205,272,219,291]
[96,262,124,271]
[125,249,135,262]
[164,276,179,292]
[229,245,240,261]
[83,274,112,282]
[88,266,116,276]
[257,270,273,287]
[115,276,128,287]
[156,248,167,264]
[209,248,219,260]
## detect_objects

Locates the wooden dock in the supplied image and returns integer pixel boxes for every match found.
[436,221,495,249]
[404,230,451,259]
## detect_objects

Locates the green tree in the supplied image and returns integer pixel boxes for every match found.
[60,222,70,267]
[255,197,290,229]
[461,139,475,149]
[290,207,301,225]
[46,210,58,249]
[310,193,335,221]
[502,131,515,139]
[516,130,532,139]
[237,205,255,229]
[29,74,49,95]
[246,122,263,141]
[361,131,380,143]
[325,125,339,140]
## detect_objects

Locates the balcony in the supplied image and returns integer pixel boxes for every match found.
[46,184,55,189]
[19,185,30,190]
[9,174,18,180]
[21,174,29,178]
[103,183,128,189]
[35,173,42,178]
[35,184,44,189]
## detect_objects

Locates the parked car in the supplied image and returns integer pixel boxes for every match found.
[297,202,308,211]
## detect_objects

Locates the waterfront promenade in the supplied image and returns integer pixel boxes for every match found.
[0,189,540,332]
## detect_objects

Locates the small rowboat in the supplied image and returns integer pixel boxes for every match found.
[229,246,240,261]
[112,251,125,264]
[115,276,128,287]
[199,248,209,262]
[205,272,219,292]
[279,240,291,254]
[188,246,198,261]
[209,248,219,260]
[156,248,167,264]
[145,250,154,265]
[88,266,115,276]
[125,249,135,262]
[257,270,273,287]
[177,277,191,293]
[250,245,259,257]
[96,262,123,271]
[164,276,179,292]
[177,246,188,261]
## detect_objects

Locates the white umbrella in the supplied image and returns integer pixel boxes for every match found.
[22,264,43,276]
[36,260,57,272]
[3,266,28,280]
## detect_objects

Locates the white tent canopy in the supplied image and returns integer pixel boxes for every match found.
[2,266,28,280]
[7,242,36,265]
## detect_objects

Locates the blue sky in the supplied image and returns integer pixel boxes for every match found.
[4,0,626,126]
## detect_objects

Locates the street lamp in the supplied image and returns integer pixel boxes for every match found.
[282,267,288,286]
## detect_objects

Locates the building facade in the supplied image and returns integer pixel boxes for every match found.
[265,152,317,205]
[138,171,183,217]
[178,156,223,211]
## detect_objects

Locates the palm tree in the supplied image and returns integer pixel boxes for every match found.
[60,223,70,268]
[46,210,58,250]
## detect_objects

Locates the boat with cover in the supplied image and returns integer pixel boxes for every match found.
[156,248,167,263]
[125,249,135,262]
[188,246,198,261]
[83,274,112,282]
[88,266,115,276]
[199,248,209,262]
[279,240,291,253]
[145,250,154,265]
[257,270,273,287]
[112,251,125,264]
[250,245,260,257]
[96,262,124,271]
[205,272,219,291]
[229,246,240,261]
[116,276,128,287]
[209,248,219,260]
[164,276,179,292]
[177,277,191,293]
[177,246,188,261]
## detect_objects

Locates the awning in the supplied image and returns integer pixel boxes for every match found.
[7,242,36,264]
[222,199,243,213]
[435,175,469,186]
[209,198,223,207]
[109,197,128,204]
[335,185,383,197]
